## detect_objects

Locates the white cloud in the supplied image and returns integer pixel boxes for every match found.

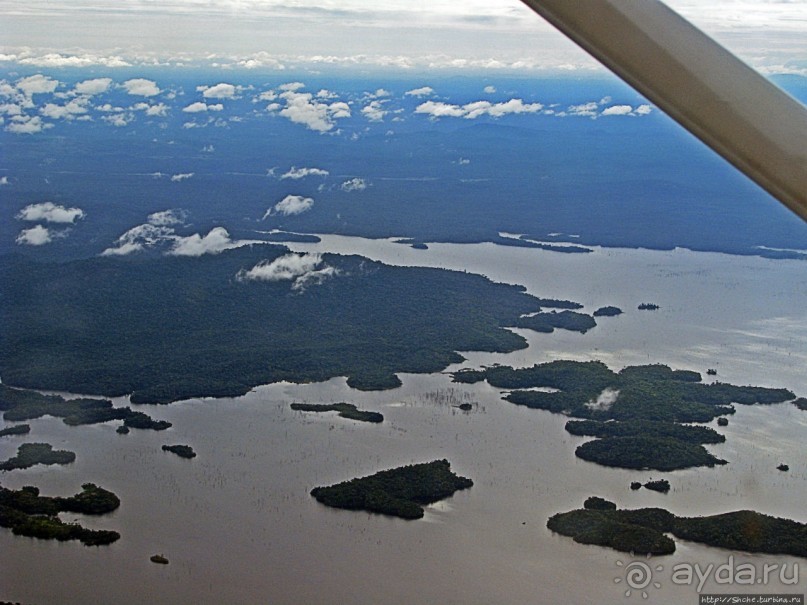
[144,103,168,116]
[168,227,232,256]
[258,90,278,101]
[599,104,653,117]
[39,98,89,120]
[199,82,237,98]
[17,53,130,68]
[278,87,351,132]
[171,173,194,182]
[0,103,23,116]
[0,176,9,185]
[413,100,465,118]
[122,78,160,97]
[16,74,59,96]
[17,202,85,223]
[264,195,314,217]
[483,85,496,94]
[102,223,175,256]
[281,166,329,180]
[405,86,435,97]
[147,208,186,226]
[16,225,53,246]
[600,104,634,116]
[279,82,305,92]
[316,89,337,99]
[237,252,337,291]
[183,101,223,113]
[74,77,112,96]
[101,113,134,127]
[340,177,368,192]
[565,102,599,117]
[415,98,543,120]
[5,115,52,134]
[361,100,387,122]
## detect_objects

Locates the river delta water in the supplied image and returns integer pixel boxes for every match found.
[1,238,806,604]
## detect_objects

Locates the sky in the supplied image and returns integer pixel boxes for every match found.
[1,0,806,74]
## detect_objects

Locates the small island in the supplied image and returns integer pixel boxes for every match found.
[644,479,671,493]
[162,444,196,459]
[150,554,169,564]
[310,459,473,520]
[593,306,623,317]
[638,303,660,310]
[717,417,729,426]
[778,464,789,472]
[0,424,30,437]
[513,311,596,334]
[0,443,76,471]
[793,398,807,411]
[0,483,120,546]
[290,402,383,423]
[549,499,807,558]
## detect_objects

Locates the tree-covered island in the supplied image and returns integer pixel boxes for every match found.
[593,306,623,317]
[452,361,796,471]
[290,402,383,423]
[0,483,120,546]
[549,498,807,558]
[162,444,197,459]
[311,459,472,519]
[0,443,76,471]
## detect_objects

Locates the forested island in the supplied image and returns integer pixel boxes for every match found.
[310,460,473,519]
[0,247,567,403]
[162,445,196,459]
[549,498,807,558]
[0,443,76,471]
[593,306,623,317]
[290,402,384,423]
[0,424,29,437]
[453,361,796,470]
[0,385,170,430]
[0,483,120,546]
[513,310,596,334]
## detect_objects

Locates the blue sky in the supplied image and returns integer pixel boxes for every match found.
[1,0,806,74]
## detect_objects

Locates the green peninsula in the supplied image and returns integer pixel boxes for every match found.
[0,443,76,471]
[0,247,552,403]
[0,483,119,546]
[291,402,383,423]
[0,385,170,430]
[311,459,473,520]
[549,499,807,558]
[453,361,795,471]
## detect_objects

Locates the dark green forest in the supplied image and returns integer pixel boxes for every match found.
[0,247,548,403]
